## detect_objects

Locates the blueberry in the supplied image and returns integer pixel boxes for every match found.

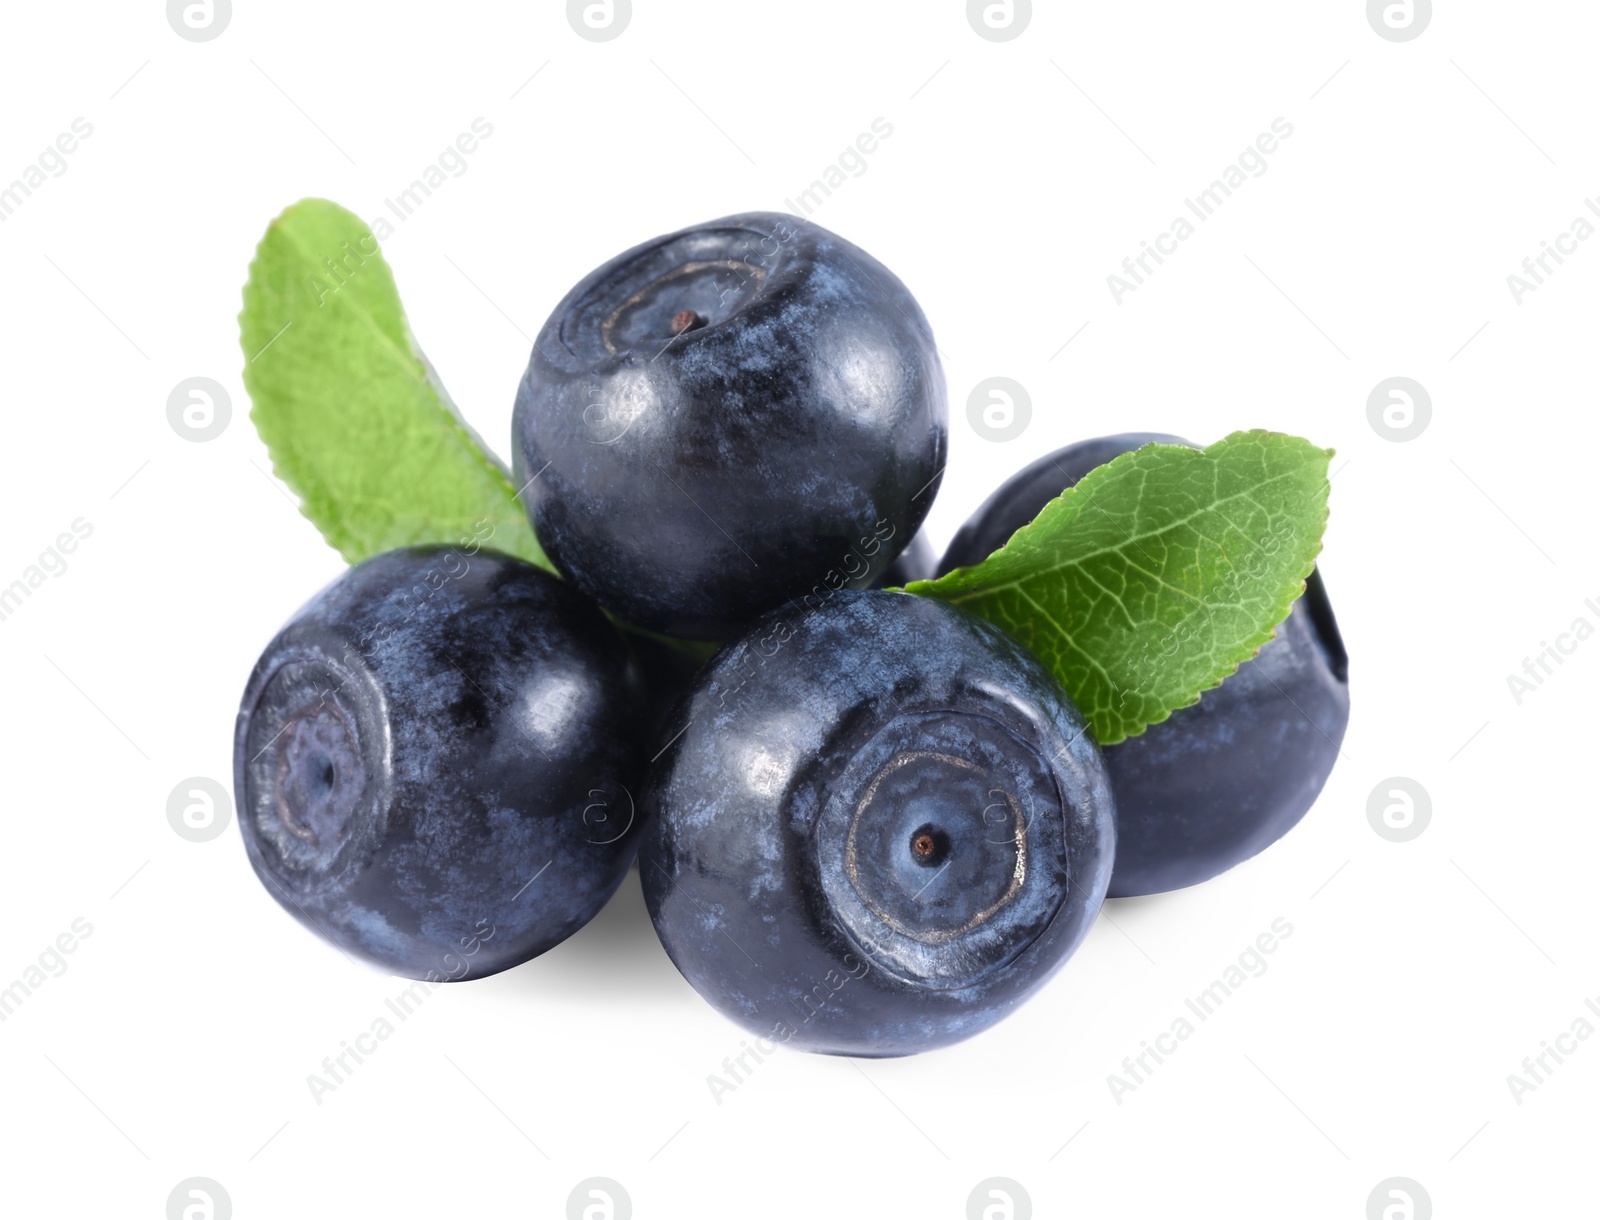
[939,434,1350,897]
[513,212,947,640]
[233,547,643,979]
[638,590,1115,1056]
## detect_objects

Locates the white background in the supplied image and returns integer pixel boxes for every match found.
[0,2,1594,1217]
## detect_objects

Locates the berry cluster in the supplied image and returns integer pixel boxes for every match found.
[234,213,1347,1056]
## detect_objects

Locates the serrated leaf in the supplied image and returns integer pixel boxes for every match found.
[238,198,550,571]
[907,431,1332,746]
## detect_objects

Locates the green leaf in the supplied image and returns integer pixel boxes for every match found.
[907,431,1332,746]
[238,198,551,572]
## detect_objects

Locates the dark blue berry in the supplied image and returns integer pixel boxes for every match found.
[233,547,643,979]
[638,590,1115,1056]
[940,434,1350,897]
[513,213,947,640]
